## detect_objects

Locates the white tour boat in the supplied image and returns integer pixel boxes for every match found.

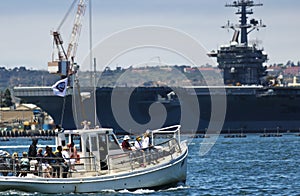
[0,125,188,193]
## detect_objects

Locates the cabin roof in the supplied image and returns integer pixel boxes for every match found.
[63,128,114,135]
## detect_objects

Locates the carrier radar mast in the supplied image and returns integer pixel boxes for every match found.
[223,0,266,45]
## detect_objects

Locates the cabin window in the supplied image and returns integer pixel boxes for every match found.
[98,134,108,161]
[69,134,81,152]
[98,134,107,151]
[86,137,90,152]
[108,134,120,150]
[91,136,98,151]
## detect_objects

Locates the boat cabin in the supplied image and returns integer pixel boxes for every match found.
[55,128,123,171]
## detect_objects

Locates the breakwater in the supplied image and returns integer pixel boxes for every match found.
[0,129,55,138]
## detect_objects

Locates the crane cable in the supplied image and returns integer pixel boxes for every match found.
[57,0,78,31]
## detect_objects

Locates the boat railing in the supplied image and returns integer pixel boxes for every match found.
[107,137,183,173]
[0,138,183,177]
[151,125,181,146]
[0,155,98,178]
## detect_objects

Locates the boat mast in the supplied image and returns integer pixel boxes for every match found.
[88,0,97,128]
[93,58,97,127]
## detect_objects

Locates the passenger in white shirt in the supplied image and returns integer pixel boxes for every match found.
[62,146,75,171]
[134,136,145,167]
[142,130,151,149]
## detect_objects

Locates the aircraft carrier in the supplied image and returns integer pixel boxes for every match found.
[13,0,300,134]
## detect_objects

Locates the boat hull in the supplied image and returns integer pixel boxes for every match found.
[0,143,188,193]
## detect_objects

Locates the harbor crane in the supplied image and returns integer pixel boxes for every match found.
[48,0,87,77]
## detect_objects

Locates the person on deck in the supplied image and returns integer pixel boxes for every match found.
[121,135,132,151]
[36,148,51,178]
[142,130,157,164]
[134,136,144,166]
[19,152,30,177]
[28,138,38,160]
[11,152,20,176]
[142,130,151,149]
[62,146,76,171]
[44,146,58,178]
[67,142,79,163]
[134,136,143,150]
[54,146,69,178]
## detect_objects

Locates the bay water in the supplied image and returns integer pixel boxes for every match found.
[0,133,299,195]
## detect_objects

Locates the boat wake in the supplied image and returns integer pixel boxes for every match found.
[119,189,155,194]
[117,185,189,194]
[163,185,190,191]
[0,190,36,196]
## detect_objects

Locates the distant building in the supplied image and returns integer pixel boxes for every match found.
[0,104,41,124]
[283,67,300,76]
[15,103,39,111]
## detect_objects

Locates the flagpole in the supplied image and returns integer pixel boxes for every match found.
[60,95,66,127]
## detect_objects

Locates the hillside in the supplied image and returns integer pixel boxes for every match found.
[1,63,300,91]
[0,66,60,90]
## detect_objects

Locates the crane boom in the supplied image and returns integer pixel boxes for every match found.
[67,0,87,61]
[48,0,87,77]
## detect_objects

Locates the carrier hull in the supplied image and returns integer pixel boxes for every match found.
[13,85,300,133]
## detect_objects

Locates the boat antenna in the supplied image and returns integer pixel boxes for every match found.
[93,58,97,127]
[88,0,98,128]
[89,0,94,85]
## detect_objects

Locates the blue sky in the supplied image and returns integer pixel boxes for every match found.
[0,0,299,70]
